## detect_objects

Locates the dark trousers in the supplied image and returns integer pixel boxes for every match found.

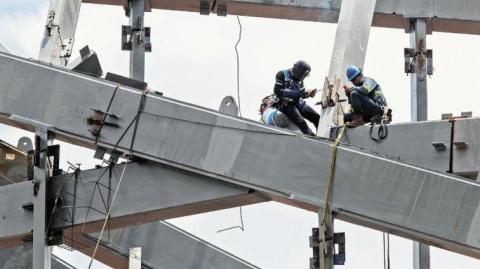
[280,102,320,135]
[346,91,383,122]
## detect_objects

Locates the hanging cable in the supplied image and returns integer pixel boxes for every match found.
[216,206,245,233]
[235,16,243,117]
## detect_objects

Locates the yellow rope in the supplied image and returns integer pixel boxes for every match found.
[319,124,347,267]
[321,124,347,223]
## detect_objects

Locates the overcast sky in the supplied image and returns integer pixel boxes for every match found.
[1,1,480,268]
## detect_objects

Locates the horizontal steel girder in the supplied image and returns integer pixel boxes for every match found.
[82,0,480,34]
[1,52,480,258]
[0,161,268,249]
[341,119,480,179]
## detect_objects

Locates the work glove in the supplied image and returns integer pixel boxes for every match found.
[303,88,317,98]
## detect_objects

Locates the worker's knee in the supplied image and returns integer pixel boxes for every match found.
[350,91,360,99]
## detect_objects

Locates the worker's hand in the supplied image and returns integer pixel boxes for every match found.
[343,85,352,96]
[304,88,317,98]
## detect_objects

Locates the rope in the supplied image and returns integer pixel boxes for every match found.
[319,124,347,266]
[321,124,346,223]
[87,162,128,269]
[235,16,243,117]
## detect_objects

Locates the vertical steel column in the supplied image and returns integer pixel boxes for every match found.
[410,18,430,269]
[129,0,146,81]
[410,19,428,122]
[413,242,430,269]
[317,0,377,137]
[33,128,51,269]
[38,0,82,66]
[319,211,334,269]
[129,247,142,269]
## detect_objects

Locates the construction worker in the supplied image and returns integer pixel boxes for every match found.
[343,66,387,126]
[273,60,319,135]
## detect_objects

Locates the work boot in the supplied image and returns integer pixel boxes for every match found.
[346,114,365,127]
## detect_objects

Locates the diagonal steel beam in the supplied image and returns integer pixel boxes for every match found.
[0,52,480,259]
[0,246,76,269]
[77,221,259,269]
[38,0,82,66]
[82,0,480,35]
[317,0,377,137]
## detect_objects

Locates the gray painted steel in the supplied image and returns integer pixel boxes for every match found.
[38,0,82,66]
[338,120,452,172]
[0,161,267,247]
[452,118,480,180]
[410,19,429,123]
[410,18,431,269]
[83,0,480,34]
[128,0,146,81]
[0,247,73,269]
[219,96,239,116]
[1,52,480,258]
[414,242,430,269]
[33,129,51,269]
[90,221,259,269]
[317,0,377,137]
[50,162,267,233]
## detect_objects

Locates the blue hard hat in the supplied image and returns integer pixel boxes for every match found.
[346,66,362,81]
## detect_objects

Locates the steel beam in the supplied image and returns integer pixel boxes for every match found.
[32,129,51,269]
[127,0,146,81]
[451,118,480,180]
[82,0,480,35]
[317,0,377,137]
[410,19,429,122]
[78,221,259,269]
[410,18,431,268]
[0,246,75,269]
[1,53,480,258]
[38,0,82,66]
[0,161,268,249]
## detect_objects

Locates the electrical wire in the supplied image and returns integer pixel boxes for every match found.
[235,16,243,117]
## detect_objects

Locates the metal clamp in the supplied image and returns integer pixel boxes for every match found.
[122,25,152,52]
[310,228,346,268]
[404,46,433,75]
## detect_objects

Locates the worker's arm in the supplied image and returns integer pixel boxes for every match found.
[351,77,378,95]
[273,71,302,98]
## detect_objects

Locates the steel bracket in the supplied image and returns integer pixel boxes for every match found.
[404,47,433,75]
[122,25,151,52]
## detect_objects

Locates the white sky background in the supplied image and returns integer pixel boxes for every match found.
[0,1,480,268]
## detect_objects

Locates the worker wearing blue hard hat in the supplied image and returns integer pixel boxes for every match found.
[343,66,387,126]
